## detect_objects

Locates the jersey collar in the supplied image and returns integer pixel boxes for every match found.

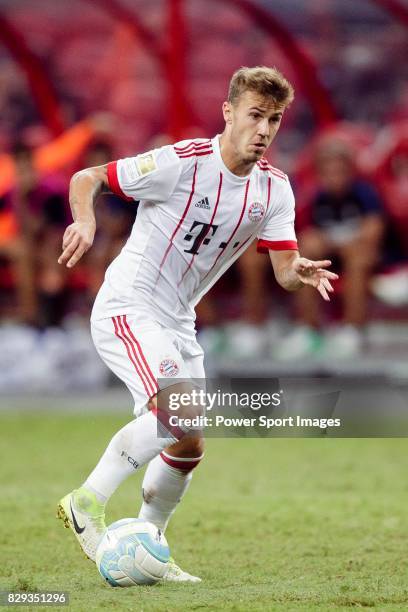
[212,135,253,184]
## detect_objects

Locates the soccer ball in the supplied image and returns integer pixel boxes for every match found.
[96,518,170,586]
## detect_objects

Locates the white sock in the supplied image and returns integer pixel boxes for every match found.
[138,451,203,531]
[84,411,178,501]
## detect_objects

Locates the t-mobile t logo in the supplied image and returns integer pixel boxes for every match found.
[184,221,218,255]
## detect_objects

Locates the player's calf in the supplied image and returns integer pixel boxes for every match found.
[139,445,204,583]
[139,442,203,531]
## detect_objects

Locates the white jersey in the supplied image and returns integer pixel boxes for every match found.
[91,135,298,337]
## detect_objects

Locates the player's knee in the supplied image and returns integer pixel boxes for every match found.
[165,434,205,461]
[181,435,205,457]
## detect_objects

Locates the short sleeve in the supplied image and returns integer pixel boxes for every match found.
[257,179,298,253]
[107,145,182,203]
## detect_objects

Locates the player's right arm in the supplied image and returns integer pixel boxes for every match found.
[58,165,109,268]
[59,145,182,268]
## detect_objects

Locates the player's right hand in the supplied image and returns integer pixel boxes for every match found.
[58,220,96,268]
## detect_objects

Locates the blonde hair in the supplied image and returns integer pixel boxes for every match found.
[228,66,294,107]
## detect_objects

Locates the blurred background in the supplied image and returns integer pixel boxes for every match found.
[0,0,407,396]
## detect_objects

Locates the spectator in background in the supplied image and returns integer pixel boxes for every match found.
[226,240,272,357]
[0,142,70,326]
[197,241,272,359]
[0,187,36,324]
[278,139,384,359]
[370,128,408,306]
[12,142,70,326]
[374,131,408,257]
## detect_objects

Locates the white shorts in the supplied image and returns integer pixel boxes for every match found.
[91,314,205,417]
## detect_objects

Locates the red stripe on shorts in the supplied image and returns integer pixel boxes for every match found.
[122,315,158,394]
[112,316,154,397]
[116,316,157,396]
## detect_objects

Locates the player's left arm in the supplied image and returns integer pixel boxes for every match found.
[269,249,338,302]
[260,178,337,301]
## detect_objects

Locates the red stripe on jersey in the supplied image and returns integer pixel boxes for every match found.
[176,148,213,159]
[266,176,271,212]
[257,158,284,171]
[256,162,269,171]
[177,148,213,156]
[233,177,273,256]
[174,139,211,152]
[112,316,155,397]
[257,239,298,253]
[159,161,198,271]
[122,315,158,394]
[178,171,223,286]
[259,168,287,181]
[201,178,250,281]
[107,161,133,201]
[160,452,201,472]
[257,159,287,177]
[270,165,287,176]
[174,141,212,153]
[270,171,287,181]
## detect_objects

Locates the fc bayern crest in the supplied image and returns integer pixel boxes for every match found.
[159,358,179,377]
[248,202,265,222]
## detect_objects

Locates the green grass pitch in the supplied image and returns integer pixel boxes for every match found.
[1,408,408,611]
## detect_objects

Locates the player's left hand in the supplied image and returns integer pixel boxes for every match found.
[293,258,338,301]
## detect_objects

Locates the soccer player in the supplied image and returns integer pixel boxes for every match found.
[57,66,337,582]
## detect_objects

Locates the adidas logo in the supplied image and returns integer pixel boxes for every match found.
[194,197,210,209]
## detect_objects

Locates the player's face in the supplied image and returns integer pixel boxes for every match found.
[225,91,285,163]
